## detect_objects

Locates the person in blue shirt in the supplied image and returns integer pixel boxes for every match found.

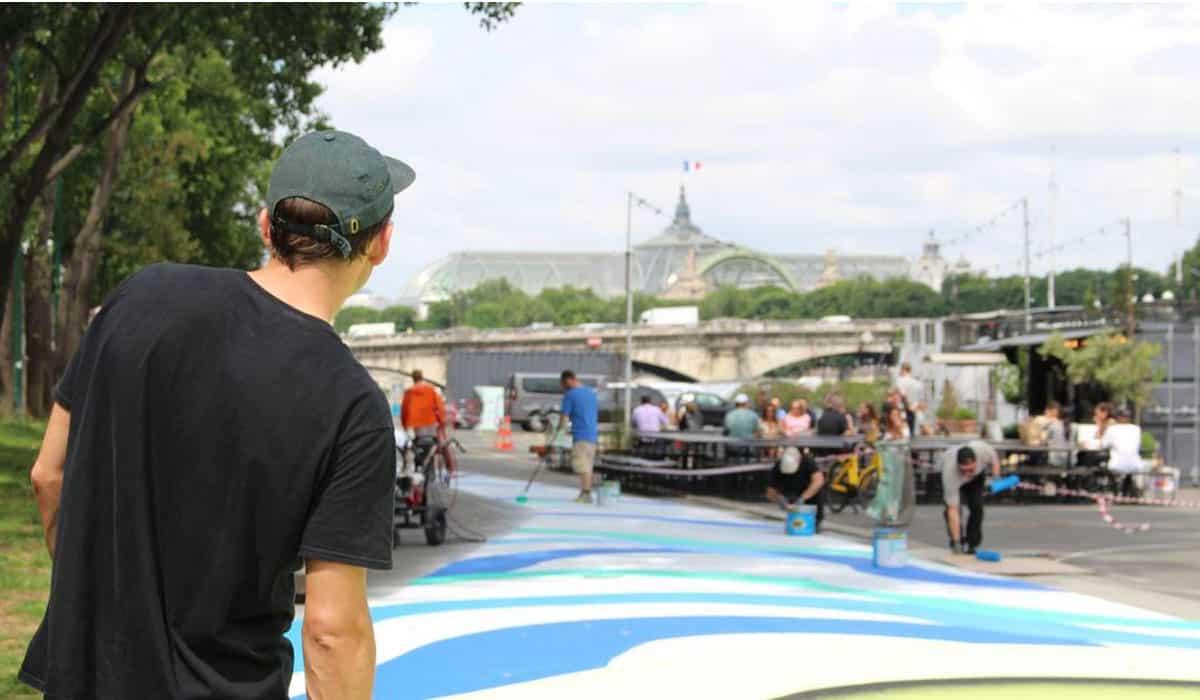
[555,369,599,503]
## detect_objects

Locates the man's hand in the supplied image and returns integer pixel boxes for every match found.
[31,403,70,558]
[945,504,961,548]
[303,559,376,700]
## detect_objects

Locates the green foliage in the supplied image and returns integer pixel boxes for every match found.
[1141,431,1158,458]
[943,267,1170,315]
[738,379,889,413]
[952,406,977,420]
[992,361,1024,407]
[936,379,960,419]
[1038,331,1164,408]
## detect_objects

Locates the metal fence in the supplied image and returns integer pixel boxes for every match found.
[1139,321,1200,485]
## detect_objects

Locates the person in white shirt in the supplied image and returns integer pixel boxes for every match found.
[896,363,925,434]
[1101,407,1145,497]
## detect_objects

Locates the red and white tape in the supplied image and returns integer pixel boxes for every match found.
[1015,482,1151,534]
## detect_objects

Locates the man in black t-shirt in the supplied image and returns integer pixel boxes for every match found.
[816,393,854,436]
[23,131,414,699]
[766,447,826,531]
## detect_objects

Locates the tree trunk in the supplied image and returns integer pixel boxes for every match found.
[25,185,56,418]
[0,7,135,343]
[0,280,11,416]
[55,72,137,370]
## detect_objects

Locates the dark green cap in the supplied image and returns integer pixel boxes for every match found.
[267,130,415,258]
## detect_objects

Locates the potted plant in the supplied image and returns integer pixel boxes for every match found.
[952,406,978,436]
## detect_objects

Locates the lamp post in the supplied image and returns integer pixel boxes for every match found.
[624,192,662,443]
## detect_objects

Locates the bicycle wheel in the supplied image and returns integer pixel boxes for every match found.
[422,453,449,546]
[828,463,852,514]
[856,469,880,508]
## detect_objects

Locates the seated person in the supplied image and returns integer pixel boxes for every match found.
[765,446,826,532]
[1101,407,1146,496]
[1042,401,1068,467]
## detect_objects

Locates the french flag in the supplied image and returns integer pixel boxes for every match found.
[683,160,703,172]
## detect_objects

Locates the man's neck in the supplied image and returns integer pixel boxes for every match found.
[247,258,357,324]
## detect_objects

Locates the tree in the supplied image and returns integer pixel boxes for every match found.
[4,3,520,414]
[1038,331,1163,409]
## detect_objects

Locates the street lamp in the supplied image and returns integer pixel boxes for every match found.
[624,192,662,442]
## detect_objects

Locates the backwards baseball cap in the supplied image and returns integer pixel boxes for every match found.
[735,393,750,405]
[267,130,415,258]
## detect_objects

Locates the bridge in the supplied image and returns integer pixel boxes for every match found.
[347,318,901,385]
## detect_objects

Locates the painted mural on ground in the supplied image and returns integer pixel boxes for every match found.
[287,474,1200,699]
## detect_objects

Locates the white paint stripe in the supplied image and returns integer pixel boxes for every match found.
[439,635,1200,700]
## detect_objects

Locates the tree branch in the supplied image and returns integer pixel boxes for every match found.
[44,66,159,184]
[23,37,67,87]
[0,6,133,177]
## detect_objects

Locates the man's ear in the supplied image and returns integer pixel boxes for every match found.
[257,208,271,248]
[367,221,393,267]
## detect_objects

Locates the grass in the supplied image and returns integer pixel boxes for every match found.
[0,418,49,699]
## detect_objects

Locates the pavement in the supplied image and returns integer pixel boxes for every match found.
[284,430,1200,699]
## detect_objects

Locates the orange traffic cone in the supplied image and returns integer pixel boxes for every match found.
[496,416,514,451]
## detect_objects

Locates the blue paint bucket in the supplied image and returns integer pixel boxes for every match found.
[596,481,620,506]
[873,527,908,568]
[785,506,816,536]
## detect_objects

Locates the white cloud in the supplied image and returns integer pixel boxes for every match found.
[313,3,1200,298]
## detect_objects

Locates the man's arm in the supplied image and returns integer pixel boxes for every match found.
[946,505,961,544]
[799,470,825,503]
[434,390,447,429]
[30,403,70,558]
[765,485,788,509]
[399,392,411,430]
[302,559,376,700]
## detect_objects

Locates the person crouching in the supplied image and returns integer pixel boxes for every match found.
[766,446,826,533]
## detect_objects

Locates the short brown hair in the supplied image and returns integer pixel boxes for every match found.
[268,197,392,270]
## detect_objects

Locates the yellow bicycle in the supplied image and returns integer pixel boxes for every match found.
[828,446,881,514]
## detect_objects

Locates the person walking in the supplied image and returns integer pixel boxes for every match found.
[942,440,1001,554]
[401,369,445,438]
[556,370,600,503]
[23,130,414,699]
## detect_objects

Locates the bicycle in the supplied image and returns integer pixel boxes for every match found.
[828,445,881,514]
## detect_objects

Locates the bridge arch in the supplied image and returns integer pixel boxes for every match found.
[699,248,799,292]
[632,360,699,383]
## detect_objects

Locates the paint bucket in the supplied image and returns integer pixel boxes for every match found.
[785,506,816,536]
[872,527,908,568]
[976,549,1002,562]
[1148,468,1177,502]
[596,480,620,506]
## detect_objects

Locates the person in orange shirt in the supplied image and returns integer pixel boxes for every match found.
[401,369,445,438]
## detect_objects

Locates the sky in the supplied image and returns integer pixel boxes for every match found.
[313,2,1200,300]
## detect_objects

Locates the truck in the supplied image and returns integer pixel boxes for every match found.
[346,322,396,338]
[639,305,699,326]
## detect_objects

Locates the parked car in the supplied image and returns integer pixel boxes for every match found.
[675,390,733,428]
[506,372,605,431]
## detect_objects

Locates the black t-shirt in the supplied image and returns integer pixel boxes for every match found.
[816,409,848,436]
[768,454,820,503]
[21,263,395,699]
